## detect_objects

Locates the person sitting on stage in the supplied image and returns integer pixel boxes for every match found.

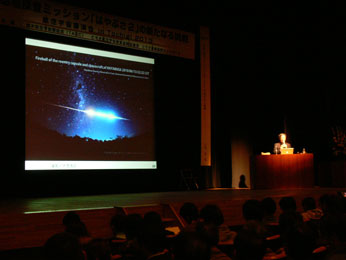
[238,175,248,188]
[273,133,291,154]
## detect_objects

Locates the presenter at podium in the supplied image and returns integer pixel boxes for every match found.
[273,133,291,154]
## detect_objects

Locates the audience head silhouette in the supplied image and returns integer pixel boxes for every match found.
[63,211,81,227]
[63,211,89,238]
[123,213,143,241]
[260,197,277,217]
[242,199,263,221]
[179,202,199,225]
[199,204,224,226]
[279,196,297,212]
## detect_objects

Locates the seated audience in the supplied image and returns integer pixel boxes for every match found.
[63,211,91,245]
[300,197,323,246]
[110,214,127,240]
[260,197,278,225]
[63,211,82,228]
[234,224,266,260]
[41,193,346,260]
[320,194,346,249]
[123,213,143,241]
[320,194,344,217]
[278,197,300,240]
[301,197,323,222]
[110,213,144,259]
[285,229,315,260]
[200,204,236,244]
[111,211,170,259]
[84,238,111,260]
[144,211,174,237]
[324,214,346,260]
[279,209,304,244]
[173,231,211,260]
[279,199,319,255]
[196,221,232,260]
[138,219,172,260]
[279,196,297,213]
[179,202,199,230]
[260,197,279,237]
[242,200,270,237]
[200,204,224,227]
[242,199,263,222]
[44,232,85,260]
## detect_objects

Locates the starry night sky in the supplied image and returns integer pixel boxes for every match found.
[26,43,154,142]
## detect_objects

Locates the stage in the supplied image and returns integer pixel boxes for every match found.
[0,187,345,252]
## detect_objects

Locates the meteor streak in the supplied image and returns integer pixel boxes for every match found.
[49,104,128,120]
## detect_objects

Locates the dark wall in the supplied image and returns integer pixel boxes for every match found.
[210,2,346,187]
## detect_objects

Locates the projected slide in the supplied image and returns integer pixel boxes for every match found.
[25,38,156,170]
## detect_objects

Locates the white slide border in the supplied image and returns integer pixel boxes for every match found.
[25,160,157,170]
[25,38,154,64]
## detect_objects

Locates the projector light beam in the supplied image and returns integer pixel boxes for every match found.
[49,103,128,120]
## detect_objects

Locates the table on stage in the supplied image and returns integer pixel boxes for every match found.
[252,154,314,189]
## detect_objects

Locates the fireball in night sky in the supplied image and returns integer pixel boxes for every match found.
[43,75,133,141]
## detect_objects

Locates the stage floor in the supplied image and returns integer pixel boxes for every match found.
[2,187,345,214]
[0,187,345,251]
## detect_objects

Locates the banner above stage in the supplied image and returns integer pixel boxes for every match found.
[0,0,195,59]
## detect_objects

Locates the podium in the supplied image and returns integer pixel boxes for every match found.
[252,154,314,189]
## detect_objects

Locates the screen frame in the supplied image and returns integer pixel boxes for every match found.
[25,37,157,171]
